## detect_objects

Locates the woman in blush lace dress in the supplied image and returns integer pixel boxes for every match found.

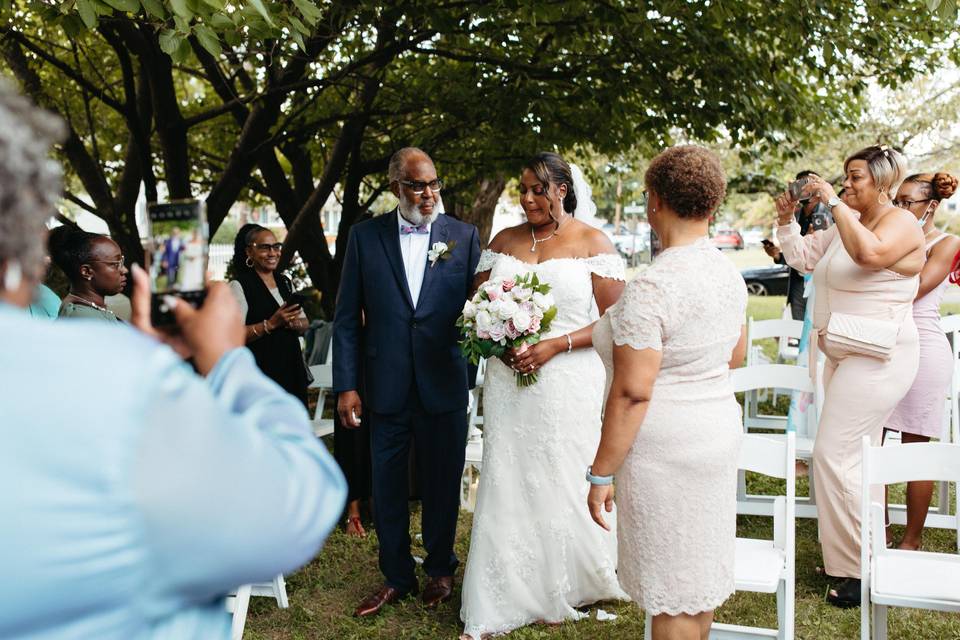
[460,153,628,640]
[589,146,747,640]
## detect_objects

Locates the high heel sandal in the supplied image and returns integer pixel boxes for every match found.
[345,515,366,538]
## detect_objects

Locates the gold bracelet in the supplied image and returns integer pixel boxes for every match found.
[252,323,261,338]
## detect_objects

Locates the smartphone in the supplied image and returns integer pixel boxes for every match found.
[146,200,208,326]
[788,176,813,202]
[286,291,309,308]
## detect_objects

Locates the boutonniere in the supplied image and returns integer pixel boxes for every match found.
[428,240,457,267]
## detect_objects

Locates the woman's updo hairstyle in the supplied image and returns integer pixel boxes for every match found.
[48,225,100,280]
[525,152,577,216]
[903,172,958,201]
[645,145,726,220]
[844,144,909,196]
[230,223,268,274]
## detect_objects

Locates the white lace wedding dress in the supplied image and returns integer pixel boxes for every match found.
[592,237,747,615]
[460,250,629,639]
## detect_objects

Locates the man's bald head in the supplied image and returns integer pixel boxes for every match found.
[388,147,433,183]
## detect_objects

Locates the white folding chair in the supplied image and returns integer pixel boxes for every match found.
[860,437,960,640]
[940,314,960,446]
[732,365,817,519]
[462,358,486,511]
[643,433,796,640]
[226,574,289,640]
[308,342,334,437]
[744,317,805,431]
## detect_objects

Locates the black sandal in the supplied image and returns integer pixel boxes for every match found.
[826,578,861,608]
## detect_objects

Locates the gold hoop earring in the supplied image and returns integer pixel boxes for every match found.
[245,257,254,268]
[878,190,889,205]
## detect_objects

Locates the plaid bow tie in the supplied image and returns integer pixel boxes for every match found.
[400,224,429,235]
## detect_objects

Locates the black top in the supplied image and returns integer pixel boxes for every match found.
[234,269,308,406]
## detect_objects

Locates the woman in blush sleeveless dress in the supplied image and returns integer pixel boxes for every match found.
[884,171,960,550]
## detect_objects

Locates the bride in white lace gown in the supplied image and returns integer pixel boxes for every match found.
[460,154,628,640]
[588,146,747,640]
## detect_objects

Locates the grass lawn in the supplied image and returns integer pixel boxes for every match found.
[248,294,960,640]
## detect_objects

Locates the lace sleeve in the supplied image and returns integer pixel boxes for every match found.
[585,253,626,281]
[476,249,500,274]
[610,275,666,351]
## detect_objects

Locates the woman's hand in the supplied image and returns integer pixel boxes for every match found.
[801,176,839,208]
[587,483,615,531]
[130,264,245,375]
[774,191,798,226]
[508,338,563,374]
[266,303,302,331]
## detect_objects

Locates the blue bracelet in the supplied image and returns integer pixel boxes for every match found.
[585,465,614,486]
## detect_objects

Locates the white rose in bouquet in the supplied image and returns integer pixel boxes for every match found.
[475,309,493,333]
[512,286,533,302]
[512,309,532,333]
[462,299,477,319]
[487,298,503,319]
[488,322,507,342]
[496,297,519,321]
[532,291,555,311]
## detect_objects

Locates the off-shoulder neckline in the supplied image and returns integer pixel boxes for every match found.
[480,249,621,267]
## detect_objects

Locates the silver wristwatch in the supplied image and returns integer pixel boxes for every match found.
[826,195,842,210]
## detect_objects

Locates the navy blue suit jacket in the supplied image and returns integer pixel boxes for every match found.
[332,210,481,415]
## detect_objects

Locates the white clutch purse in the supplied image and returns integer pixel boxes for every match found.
[823,312,899,361]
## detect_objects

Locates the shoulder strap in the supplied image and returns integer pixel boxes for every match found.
[926,232,951,253]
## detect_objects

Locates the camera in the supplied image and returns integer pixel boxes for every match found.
[788,176,813,202]
[809,203,833,231]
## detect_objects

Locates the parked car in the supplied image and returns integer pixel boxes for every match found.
[740,264,790,296]
[711,228,744,250]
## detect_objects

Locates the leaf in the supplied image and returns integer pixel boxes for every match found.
[292,0,323,25]
[194,24,222,56]
[247,0,275,26]
[290,29,306,51]
[208,12,234,29]
[287,14,310,35]
[140,0,165,17]
[926,0,942,10]
[158,28,182,56]
[170,0,192,19]
[201,0,226,8]
[102,0,140,12]
[937,0,957,21]
[60,14,85,37]
[76,0,98,28]
[171,37,192,63]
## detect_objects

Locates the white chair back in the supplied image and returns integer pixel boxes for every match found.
[731,363,813,398]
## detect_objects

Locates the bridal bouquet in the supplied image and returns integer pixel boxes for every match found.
[457,273,557,387]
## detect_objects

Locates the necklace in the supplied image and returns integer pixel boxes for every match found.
[68,293,114,315]
[924,227,940,239]
[529,216,567,253]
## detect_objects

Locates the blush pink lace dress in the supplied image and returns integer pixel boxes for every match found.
[592,237,747,615]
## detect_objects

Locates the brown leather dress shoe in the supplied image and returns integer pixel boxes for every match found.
[353,584,416,617]
[421,576,454,608]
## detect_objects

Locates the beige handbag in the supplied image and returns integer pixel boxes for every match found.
[823,312,899,361]
[821,239,902,361]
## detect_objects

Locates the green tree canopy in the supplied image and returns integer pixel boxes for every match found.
[1,0,957,310]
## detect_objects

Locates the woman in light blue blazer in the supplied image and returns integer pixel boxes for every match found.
[0,82,346,639]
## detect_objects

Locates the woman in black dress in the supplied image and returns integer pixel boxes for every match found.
[228,224,309,405]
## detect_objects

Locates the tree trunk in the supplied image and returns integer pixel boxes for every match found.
[456,175,506,246]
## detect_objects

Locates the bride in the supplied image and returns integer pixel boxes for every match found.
[460,152,628,639]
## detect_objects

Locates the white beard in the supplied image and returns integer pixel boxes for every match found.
[398,193,438,227]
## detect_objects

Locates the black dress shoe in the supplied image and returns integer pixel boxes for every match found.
[354,583,417,617]
[826,578,861,608]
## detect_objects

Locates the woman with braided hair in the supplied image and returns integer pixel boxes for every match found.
[884,171,960,550]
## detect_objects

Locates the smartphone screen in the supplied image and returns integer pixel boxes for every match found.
[146,200,208,325]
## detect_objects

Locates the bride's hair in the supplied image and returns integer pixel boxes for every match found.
[525,152,577,217]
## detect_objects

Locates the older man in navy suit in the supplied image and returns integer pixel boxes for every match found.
[333,147,481,616]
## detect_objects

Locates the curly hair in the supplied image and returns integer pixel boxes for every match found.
[645,145,726,219]
[0,80,66,287]
[525,152,577,215]
[902,172,958,201]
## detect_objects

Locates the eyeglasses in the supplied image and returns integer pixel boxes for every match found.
[399,179,443,195]
[249,242,283,252]
[91,256,125,269]
[893,198,931,208]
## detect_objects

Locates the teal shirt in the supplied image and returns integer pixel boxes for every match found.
[27,284,61,319]
[58,300,121,322]
[0,304,346,639]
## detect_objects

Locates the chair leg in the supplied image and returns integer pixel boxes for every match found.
[230,585,252,640]
[273,574,289,608]
[872,603,887,640]
[776,581,786,640]
[643,610,652,640]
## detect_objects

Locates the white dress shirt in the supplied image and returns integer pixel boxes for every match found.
[398,212,432,307]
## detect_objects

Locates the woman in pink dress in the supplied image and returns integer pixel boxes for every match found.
[884,171,960,550]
